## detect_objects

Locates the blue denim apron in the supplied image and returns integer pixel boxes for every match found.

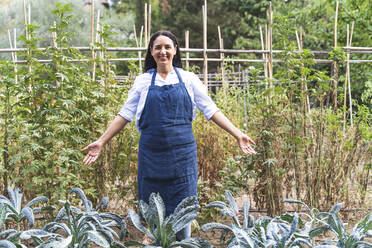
[138,68,198,217]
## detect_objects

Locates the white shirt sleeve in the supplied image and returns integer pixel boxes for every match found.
[118,77,141,122]
[189,72,219,120]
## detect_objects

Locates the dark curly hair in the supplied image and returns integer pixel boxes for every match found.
[144,30,182,72]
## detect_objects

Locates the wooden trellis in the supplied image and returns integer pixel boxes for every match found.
[1,0,371,128]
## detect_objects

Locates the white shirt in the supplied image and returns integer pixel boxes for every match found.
[118,68,219,131]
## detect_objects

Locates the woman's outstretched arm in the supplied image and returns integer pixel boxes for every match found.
[211,111,256,155]
[82,115,129,165]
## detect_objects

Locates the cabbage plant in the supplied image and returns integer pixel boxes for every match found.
[127,193,212,248]
[0,187,48,230]
[202,190,313,248]
[39,188,127,248]
[310,203,372,248]
[0,187,52,247]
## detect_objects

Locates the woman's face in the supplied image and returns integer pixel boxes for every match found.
[151,35,177,68]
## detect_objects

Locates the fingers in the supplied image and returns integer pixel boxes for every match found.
[83,153,99,166]
[247,137,256,145]
[81,145,90,152]
[83,153,90,164]
[239,135,257,155]
[82,143,100,165]
[241,144,256,155]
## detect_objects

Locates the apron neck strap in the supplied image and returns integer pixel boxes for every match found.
[174,67,184,83]
[151,69,157,86]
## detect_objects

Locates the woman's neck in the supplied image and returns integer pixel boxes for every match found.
[157,65,173,77]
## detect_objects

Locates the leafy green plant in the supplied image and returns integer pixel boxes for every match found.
[0,229,55,248]
[202,190,313,248]
[311,204,372,248]
[127,193,211,248]
[0,187,53,248]
[0,187,48,231]
[40,188,126,248]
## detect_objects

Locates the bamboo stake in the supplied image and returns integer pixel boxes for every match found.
[260,26,268,80]
[140,25,144,72]
[268,3,273,88]
[265,24,269,88]
[343,24,349,132]
[52,22,57,48]
[96,10,102,75]
[91,0,94,44]
[295,29,311,115]
[301,27,311,114]
[296,27,313,139]
[96,10,101,43]
[133,25,143,72]
[52,22,60,89]
[202,2,208,87]
[218,26,226,92]
[334,1,339,48]
[23,0,32,74]
[97,10,104,73]
[148,4,151,41]
[295,30,301,50]
[185,30,190,71]
[348,22,354,126]
[144,3,148,47]
[91,0,96,81]
[101,25,105,82]
[296,29,310,113]
[13,28,18,84]
[7,29,19,84]
[332,0,339,109]
[28,1,31,31]
[23,0,29,40]
[7,30,15,62]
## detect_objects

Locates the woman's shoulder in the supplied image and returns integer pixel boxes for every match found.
[135,70,154,83]
[177,68,199,81]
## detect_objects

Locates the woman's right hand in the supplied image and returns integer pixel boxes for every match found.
[82,140,104,165]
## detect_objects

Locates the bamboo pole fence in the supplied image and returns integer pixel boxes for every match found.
[1,1,371,97]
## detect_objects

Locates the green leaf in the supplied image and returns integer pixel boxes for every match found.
[68,188,90,211]
[149,193,165,228]
[242,201,250,229]
[283,199,310,211]
[0,205,7,229]
[25,196,48,209]
[309,226,328,238]
[327,213,345,239]
[36,236,72,248]
[124,240,145,247]
[225,190,239,215]
[354,212,372,233]
[0,240,17,248]
[56,73,69,82]
[19,229,51,240]
[171,238,213,248]
[201,222,231,232]
[127,210,155,241]
[86,230,109,248]
[329,203,342,214]
[20,207,34,227]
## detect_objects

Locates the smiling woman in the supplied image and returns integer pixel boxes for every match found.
[82,30,256,241]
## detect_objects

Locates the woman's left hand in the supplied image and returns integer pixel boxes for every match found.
[237,134,256,155]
